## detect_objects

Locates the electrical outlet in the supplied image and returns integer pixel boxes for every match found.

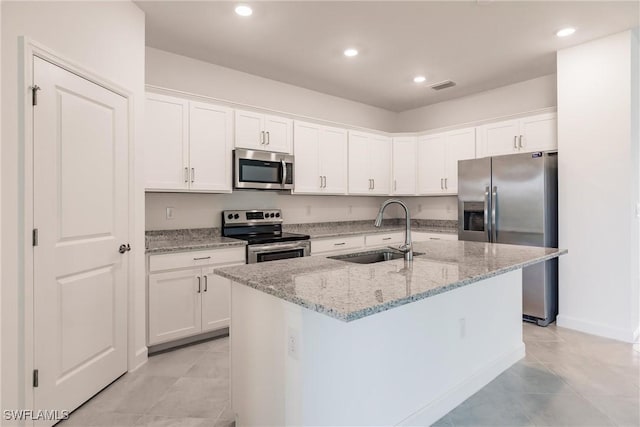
[348,205,353,215]
[306,206,311,216]
[418,204,423,213]
[166,207,175,220]
[287,328,299,359]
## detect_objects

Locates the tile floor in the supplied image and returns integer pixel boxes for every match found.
[61,323,639,427]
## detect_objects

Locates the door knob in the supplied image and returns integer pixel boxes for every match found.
[118,244,131,254]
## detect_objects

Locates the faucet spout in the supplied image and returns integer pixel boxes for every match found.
[374,198,413,261]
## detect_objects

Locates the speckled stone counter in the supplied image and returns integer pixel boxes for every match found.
[145,228,246,254]
[215,240,566,322]
[283,219,457,239]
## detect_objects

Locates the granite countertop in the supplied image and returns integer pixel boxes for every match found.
[215,240,566,322]
[145,228,246,254]
[284,219,457,239]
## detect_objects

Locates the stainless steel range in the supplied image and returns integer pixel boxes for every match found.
[222,209,310,264]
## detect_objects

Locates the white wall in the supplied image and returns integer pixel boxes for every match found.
[145,193,457,230]
[557,29,640,342]
[395,74,557,132]
[146,47,397,133]
[1,0,146,415]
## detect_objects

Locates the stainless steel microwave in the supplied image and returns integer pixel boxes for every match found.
[233,149,294,190]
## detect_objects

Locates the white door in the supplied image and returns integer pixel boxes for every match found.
[478,119,519,157]
[348,132,371,194]
[201,267,235,332]
[319,126,348,194]
[444,128,476,194]
[519,113,557,153]
[264,114,292,153]
[33,57,129,422]
[369,136,392,195]
[293,121,321,193]
[235,109,264,150]
[189,101,233,192]
[417,134,446,194]
[148,269,203,345]
[145,93,189,190]
[392,137,417,195]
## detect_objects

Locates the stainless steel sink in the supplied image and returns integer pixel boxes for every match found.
[329,249,423,264]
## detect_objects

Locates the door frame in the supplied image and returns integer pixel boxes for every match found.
[18,37,139,414]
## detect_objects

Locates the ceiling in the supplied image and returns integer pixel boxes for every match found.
[138,1,639,112]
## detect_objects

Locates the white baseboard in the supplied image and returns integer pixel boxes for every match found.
[557,314,637,343]
[129,346,148,372]
[398,343,525,426]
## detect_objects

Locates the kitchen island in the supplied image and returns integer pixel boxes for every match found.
[215,240,566,426]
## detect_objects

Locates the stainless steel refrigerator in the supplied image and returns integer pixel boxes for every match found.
[458,151,558,326]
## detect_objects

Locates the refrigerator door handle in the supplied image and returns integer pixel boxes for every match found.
[491,186,498,242]
[484,185,491,241]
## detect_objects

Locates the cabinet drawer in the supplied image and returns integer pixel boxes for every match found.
[149,247,246,272]
[311,235,365,255]
[413,232,458,242]
[365,232,404,247]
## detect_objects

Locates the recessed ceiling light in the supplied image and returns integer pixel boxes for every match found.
[343,48,359,57]
[556,27,576,37]
[413,76,426,83]
[235,5,253,17]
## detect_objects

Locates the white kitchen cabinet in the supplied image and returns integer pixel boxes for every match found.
[311,235,365,255]
[235,109,292,153]
[147,248,245,346]
[294,121,347,194]
[417,127,475,195]
[477,112,557,157]
[412,232,458,242]
[392,137,417,195]
[365,232,404,247]
[348,131,392,195]
[145,93,232,193]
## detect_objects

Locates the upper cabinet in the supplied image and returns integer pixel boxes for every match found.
[235,109,292,154]
[392,137,417,195]
[145,93,232,193]
[294,121,348,195]
[477,112,557,158]
[417,127,476,195]
[348,131,392,195]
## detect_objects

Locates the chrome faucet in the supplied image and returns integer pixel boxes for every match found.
[374,198,413,261]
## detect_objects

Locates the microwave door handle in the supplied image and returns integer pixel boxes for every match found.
[484,185,490,242]
[281,160,287,186]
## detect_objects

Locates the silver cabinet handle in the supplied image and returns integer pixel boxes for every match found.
[197,276,201,293]
[382,237,392,241]
[260,131,265,145]
[368,179,372,190]
[372,178,375,190]
[184,167,189,183]
[266,131,270,145]
[394,179,397,191]
[323,176,327,188]
[334,242,346,246]
[203,275,208,292]
[518,135,524,149]
[491,186,498,242]
[444,177,448,189]
[484,185,491,242]
[193,256,211,261]
[281,159,287,186]
[191,168,195,183]
[513,136,518,150]
[319,175,323,188]
[440,178,444,189]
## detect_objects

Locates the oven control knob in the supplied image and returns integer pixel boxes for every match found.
[234,214,240,219]
[270,213,275,218]
[275,212,280,218]
[227,214,233,220]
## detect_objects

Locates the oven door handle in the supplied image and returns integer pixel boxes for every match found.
[249,242,308,252]
[281,160,287,187]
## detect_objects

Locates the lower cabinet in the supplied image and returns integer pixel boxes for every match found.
[412,232,458,242]
[147,247,245,346]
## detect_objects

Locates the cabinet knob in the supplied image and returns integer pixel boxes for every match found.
[118,243,131,254]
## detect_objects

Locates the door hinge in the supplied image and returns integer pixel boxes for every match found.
[33,369,39,388]
[32,228,39,246]
[32,85,41,106]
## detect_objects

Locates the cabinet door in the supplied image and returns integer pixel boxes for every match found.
[145,93,189,190]
[235,109,265,150]
[519,113,557,153]
[293,121,321,194]
[348,132,372,194]
[201,267,236,333]
[148,269,202,345]
[369,135,392,195]
[478,119,519,157]
[417,134,446,194]
[319,126,348,194]
[444,127,476,194]
[264,114,293,153]
[392,137,417,195]
[189,101,233,192]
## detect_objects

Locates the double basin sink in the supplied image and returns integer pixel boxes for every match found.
[329,249,423,264]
